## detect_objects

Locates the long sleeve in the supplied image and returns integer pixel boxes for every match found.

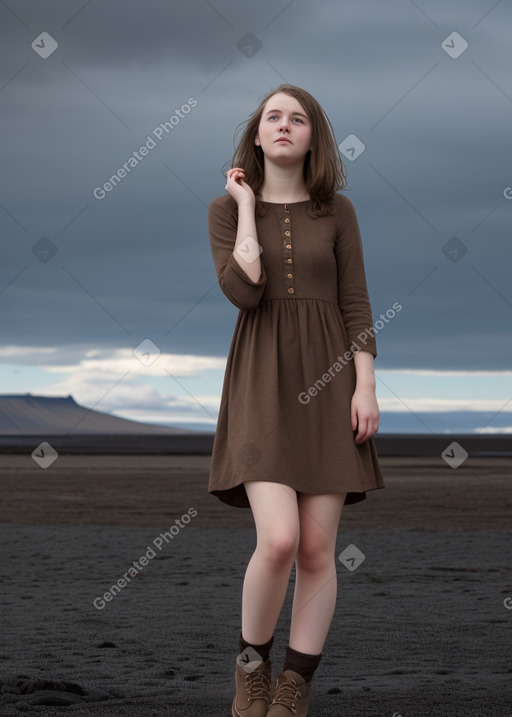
[334,195,377,358]
[208,195,267,310]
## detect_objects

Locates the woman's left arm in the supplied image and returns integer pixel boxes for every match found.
[351,350,379,444]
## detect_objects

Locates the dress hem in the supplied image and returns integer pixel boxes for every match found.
[209,479,385,509]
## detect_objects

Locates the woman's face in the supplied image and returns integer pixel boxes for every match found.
[255,92,312,166]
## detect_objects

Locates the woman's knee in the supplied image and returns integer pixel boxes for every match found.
[296,533,336,573]
[245,481,300,565]
[257,530,299,566]
[295,493,344,573]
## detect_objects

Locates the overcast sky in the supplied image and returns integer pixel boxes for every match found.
[1,0,511,433]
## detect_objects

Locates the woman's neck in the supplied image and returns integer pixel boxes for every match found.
[259,161,309,203]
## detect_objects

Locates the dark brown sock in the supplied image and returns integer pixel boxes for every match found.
[238,631,274,662]
[283,645,322,683]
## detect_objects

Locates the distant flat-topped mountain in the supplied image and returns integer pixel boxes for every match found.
[0,394,191,435]
[0,395,510,457]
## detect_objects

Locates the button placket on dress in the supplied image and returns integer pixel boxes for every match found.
[282,204,295,295]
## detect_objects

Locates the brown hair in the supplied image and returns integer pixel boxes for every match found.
[231,84,347,217]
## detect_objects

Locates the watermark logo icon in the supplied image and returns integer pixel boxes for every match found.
[32,442,58,469]
[442,236,468,263]
[338,543,365,571]
[503,596,512,610]
[133,339,160,366]
[441,32,468,59]
[236,647,263,673]
[338,134,366,162]
[441,441,468,469]
[31,32,58,59]
[237,32,262,58]
[32,237,58,263]
[236,236,262,264]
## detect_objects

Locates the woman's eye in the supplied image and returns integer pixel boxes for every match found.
[267,115,304,123]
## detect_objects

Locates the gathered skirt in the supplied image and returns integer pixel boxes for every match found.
[208,297,385,508]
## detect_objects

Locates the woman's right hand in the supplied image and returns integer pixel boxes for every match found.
[225,167,255,207]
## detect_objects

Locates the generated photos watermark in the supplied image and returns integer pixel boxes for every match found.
[236,646,264,673]
[441,441,468,469]
[93,96,198,199]
[31,31,58,59]
[235,236,263,263]
[93,507,197,610]
[338,543,366,571]
[31,441,58,469]
[298,301,402,405]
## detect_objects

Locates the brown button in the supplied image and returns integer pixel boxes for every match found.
[287,287,295,294]
[284,230,291,236]
[287,273,293,279]
[287,258,292,264]
[284,217,290,223]
[285,244,291,249]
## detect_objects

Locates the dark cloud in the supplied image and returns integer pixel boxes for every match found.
[1,0,511,374]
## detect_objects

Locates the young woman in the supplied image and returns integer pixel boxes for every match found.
[208,84,385,717]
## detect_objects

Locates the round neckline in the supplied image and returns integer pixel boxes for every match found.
[261,198,310,205]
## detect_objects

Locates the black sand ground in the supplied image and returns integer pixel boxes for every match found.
[0,455,511,716]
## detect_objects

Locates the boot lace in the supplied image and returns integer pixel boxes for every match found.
[272,676,302,714]
[245,665,271,702]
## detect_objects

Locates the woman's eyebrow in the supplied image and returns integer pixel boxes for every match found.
[264,109,308,119]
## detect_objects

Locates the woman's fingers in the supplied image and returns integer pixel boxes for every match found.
[225,168,247,193]
[351,404,378,444]
[227,167,245,183]
[225,167,255,205]
[354,415,379,444]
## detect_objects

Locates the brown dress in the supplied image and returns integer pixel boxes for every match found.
[207,192,385,508]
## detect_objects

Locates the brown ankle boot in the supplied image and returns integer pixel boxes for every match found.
[267,670,311,716]
[231,657,272,717]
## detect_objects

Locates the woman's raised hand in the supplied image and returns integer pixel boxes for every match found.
[225,167,255,207]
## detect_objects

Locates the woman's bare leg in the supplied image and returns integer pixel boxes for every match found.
[288,492,346,655]
[241,481,300,645]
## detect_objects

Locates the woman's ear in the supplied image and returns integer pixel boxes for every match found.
[255,136,260,146]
